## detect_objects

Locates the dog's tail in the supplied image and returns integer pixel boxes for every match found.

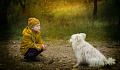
[107,58,116,65]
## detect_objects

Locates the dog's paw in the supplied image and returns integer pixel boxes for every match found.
[73,65,77,68]
[73,64,78,68]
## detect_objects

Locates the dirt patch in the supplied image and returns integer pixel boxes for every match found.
[0,40,120,70]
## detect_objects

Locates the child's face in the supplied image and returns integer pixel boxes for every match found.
[32,23,40,32]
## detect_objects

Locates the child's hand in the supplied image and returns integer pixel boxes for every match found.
[36,44,42,51]
[36,46,41,51]
[42,44,47,51]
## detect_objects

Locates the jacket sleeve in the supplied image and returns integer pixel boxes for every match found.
[38,36,44,44]
[36,36,44,50]
[21,35,42,50]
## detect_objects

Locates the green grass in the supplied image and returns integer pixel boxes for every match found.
[40,19,109,42]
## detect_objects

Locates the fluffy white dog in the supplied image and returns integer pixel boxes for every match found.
[70,33,116,67]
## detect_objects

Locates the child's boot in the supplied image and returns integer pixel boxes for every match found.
[24,57,30,62]
[30,57,40,62]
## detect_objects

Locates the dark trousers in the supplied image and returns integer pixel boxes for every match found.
[24,48,43,59]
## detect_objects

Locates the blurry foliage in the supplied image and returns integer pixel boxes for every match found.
[97,0,120,41]
[7,0,120,42]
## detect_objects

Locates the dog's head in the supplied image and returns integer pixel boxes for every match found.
[70,33,86,43]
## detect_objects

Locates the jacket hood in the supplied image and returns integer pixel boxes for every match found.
[22,26,32,36]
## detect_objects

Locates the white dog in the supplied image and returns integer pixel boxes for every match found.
[70,33,116,67]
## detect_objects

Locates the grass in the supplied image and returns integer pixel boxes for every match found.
[40,20,109,42]
[7,0,119,42]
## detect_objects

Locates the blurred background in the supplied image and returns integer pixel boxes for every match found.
[0,0,120,42]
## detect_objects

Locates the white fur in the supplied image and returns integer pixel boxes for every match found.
[70,33,116,67]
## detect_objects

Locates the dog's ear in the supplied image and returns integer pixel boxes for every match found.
[80,33,86,39]
[75,35,81,41]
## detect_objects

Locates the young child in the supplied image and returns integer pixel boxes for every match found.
[20,17,47,62]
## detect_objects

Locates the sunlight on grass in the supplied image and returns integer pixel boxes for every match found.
[50,2,87,18]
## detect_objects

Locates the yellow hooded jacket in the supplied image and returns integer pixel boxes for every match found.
[20,26,44,55]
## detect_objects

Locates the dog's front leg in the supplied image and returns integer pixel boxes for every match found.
[73,56,82,67]
[73,62,79,67]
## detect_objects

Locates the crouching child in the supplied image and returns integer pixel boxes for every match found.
[20,17,47,62]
